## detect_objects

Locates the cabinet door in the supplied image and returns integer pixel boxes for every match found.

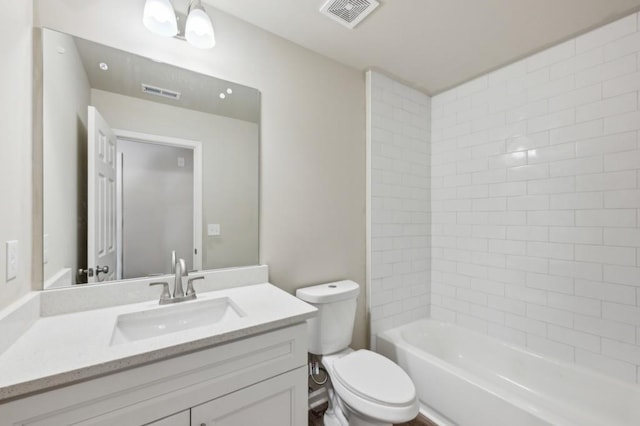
[146,410,190,426]
[191,367,306,426]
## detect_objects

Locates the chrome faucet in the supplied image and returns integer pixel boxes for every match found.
[174,258,187,298]
[150,258,204,305]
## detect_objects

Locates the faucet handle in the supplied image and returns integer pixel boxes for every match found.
[186,276,204,297]
[179,258,188,276]
[150,281,171,303]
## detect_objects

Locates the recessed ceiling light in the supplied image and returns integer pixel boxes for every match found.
[219,93,226,99]
[226,88,233,94]
[99,62,109,71]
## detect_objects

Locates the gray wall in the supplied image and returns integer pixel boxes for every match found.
[0,2,33,309]
[42,30,90,285]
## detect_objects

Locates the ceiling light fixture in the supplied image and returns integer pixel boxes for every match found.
[143,0,216,49]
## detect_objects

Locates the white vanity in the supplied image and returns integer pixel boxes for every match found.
[0,266,316,426]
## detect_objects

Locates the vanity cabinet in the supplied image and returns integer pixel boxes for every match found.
[0,324,308,426]
[146,411,190,426]
[191,368,303,426]
[143,369,304,426]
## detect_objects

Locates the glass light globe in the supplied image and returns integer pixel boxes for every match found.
[143,0,178,37]
[185,6,216,49]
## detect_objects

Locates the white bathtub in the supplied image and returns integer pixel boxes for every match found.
[377,319,640,426]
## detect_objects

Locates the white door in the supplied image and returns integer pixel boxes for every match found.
[87,106,117,283]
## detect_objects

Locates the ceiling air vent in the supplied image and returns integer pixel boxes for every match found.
[141,83,181,100]
[320,0,380,29]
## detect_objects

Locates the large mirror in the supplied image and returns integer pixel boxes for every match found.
[41,28,260,289]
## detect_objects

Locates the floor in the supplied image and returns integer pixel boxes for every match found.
[307,404,325,426]
[396,414,439,426]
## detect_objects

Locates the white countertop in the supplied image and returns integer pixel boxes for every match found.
[0,282,316,402]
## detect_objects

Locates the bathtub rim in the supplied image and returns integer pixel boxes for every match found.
[379,318,640,392]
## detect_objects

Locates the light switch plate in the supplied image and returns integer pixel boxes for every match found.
[208,224,221,236]
[6,240,18,281]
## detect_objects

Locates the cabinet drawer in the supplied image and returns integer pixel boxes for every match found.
[191,367,307,426]
[145,410,189,426]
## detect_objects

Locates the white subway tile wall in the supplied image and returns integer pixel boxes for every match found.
[430,13,640,384]
[369,72,431,345]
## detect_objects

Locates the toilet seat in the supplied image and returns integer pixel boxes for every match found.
[330,350,419,423]
[333,350,415,405]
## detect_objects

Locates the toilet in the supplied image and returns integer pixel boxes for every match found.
[296,280,419,426]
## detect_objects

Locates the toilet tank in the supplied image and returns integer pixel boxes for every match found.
[296,280,360,355]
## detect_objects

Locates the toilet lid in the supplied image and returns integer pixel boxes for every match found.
[332,350,416,406]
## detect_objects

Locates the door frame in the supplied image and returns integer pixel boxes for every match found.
[113,129,203,272]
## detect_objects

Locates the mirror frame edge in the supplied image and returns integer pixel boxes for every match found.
[32,26,43,291]
[256,90,262,267]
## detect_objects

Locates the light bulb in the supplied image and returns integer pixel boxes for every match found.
[185,6,216,49]
[143,0,178,37]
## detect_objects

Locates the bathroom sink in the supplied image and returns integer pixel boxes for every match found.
[110,297,245,345]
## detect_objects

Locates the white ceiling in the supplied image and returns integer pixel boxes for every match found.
[206,0,640,94]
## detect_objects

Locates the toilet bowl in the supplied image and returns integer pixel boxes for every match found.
[322,349,419,425]
[296,281,418,426]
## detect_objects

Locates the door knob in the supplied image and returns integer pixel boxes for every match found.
[96,265,109,275]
